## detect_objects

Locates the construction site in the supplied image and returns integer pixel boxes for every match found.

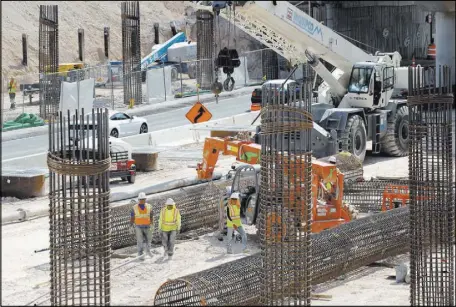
[1,1,455,306]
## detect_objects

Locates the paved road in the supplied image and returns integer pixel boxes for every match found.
[1,95,252,162]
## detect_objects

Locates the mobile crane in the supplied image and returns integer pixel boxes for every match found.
[188,1,425,162]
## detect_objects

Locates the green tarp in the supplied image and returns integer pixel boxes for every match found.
[1,113,45,131]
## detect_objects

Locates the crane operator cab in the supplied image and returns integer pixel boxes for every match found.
[345,62,395,109]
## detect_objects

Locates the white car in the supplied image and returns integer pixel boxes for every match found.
[108,110,148,138]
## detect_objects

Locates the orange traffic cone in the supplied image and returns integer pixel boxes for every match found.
[412,56,416,67]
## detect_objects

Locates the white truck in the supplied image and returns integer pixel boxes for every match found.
[189,1,426,161]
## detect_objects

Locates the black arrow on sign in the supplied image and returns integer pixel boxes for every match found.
[193,106,205,123]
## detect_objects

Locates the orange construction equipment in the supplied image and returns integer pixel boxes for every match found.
[196,137,261,180]
[311,160,353,233]
[199,135,360,234]
[381,185,410,211]
[381,184,431,211]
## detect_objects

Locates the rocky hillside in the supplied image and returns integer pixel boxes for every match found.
[1,1,186,77]
[1,1,266,81]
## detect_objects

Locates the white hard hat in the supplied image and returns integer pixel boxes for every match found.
[230,192,240,200]
[138,192,146,200]
[328,156,337,164]
[165,198,175,205]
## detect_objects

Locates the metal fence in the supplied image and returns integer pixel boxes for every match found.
[2,48,310,128]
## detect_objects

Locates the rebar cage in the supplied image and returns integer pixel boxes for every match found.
[39,5,60,120]
[121,1,142,106]
[153,206,410,306]
[258,80,313,305]
[48,108,111,305]
[196,10,214,90]
[408,65,455,306]
[343,178,410,213]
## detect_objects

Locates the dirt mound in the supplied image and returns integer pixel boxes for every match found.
[1,1,186,77]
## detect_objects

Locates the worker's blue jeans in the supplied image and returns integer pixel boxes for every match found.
[135,226,152,256]
[226,226,247,252]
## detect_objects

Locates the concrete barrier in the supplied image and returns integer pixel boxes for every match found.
[1,112,260,171]
[1,169,47,198]
[120,112,260,148]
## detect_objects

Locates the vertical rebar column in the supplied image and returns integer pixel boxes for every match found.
[48,108,111,305]
[196,10,214,90]
[22,34,28,66]
[104,27,110,61]
[259,80,313,305]
[153,23,160,44]
[78,28,85,62]
[121,1,142,105]
[409,65,455,306]
[262,48,279,81]
[39,5,59,120]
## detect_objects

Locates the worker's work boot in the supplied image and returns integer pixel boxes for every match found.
[163,248,167,257]
[227,248,233,254]
[146,249,153,258]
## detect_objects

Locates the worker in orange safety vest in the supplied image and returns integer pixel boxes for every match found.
[159,198,181,259]
[427,38,436,60]
[8,77,17,109]
[130,192,154,259]
[226,192,248,254]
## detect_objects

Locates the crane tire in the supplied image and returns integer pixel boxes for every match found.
[380,105,409,157]
[340,114,367,162]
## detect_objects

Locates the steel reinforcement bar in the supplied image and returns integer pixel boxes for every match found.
[106,178,237,250]
[408,65,455,306]
[121,1,142,105]
[48,108,111,305]
[196,10,214,90]
[39,5,60,120]
[154,206,410,306]
[343,178,410,213]
[258,80,313,305]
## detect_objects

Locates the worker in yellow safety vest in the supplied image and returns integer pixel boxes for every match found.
[226,192,248,254]
[159,198,181,259]
[130,192,154,259]
[8,77,17,109]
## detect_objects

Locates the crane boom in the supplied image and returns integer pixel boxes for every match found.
[189,1,375,74]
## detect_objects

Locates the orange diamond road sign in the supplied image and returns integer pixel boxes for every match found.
[185,102,212,124]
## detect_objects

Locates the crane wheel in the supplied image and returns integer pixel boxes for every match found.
[340,115,367,162]
[380,105,409,157]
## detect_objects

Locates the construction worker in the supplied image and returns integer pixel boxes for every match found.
[159,198,181,259]
[427,38,436,60]
[317,156,338,206]
[129,192,154,259]
[217,186,232,241]
[226,192,248,254]
[8,77,17,109]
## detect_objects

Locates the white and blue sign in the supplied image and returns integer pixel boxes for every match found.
[286,8,323,41]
